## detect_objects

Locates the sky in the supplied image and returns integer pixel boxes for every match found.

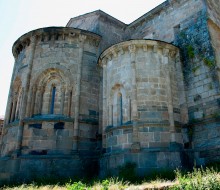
[0,0,165,116]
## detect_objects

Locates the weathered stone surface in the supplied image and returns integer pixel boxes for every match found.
[1,0,220,183]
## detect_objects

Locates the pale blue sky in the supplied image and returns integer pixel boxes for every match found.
[0,0,165,116]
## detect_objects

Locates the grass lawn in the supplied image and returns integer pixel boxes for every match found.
[1,165,220,190]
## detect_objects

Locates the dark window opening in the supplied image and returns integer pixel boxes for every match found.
[30,150,47,155]
[54,122,64,129]
[50,86,56,114]
[29,123,42,129]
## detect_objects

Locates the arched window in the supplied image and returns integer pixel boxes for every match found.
[50,86,56,114]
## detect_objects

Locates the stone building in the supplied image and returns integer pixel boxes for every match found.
[0,0,220,182]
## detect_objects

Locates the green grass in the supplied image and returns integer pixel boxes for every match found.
[171,167,220,190]
[1,164,220,190]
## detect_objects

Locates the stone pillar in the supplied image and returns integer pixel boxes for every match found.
[60,86,65,115]
[73,34,86,151]
[129,44,140,153]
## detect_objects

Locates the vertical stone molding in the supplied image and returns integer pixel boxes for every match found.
[102,62,107,131]
[19,35,37,126]
[73,34,86,151]
[128,44,140,152]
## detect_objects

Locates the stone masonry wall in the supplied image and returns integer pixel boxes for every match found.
[206,0,220,28]
[207,0,220,90]
[67,10,128,52]
[1,27,101,157]
[174,10,220,121]
[99,40,185,153]
[128,0,204,43]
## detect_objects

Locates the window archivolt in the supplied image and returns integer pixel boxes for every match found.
[109,84,130,127]
[9,77,22,122]
[31,68,73,116]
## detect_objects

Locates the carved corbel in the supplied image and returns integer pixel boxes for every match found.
[119,47,124,55]
[79,34,87,43]
[163,48,169,57]
[111,50,117,58]
[102,58,108,67]
[106,55,112,62]
[153,45,158,53]
[30,35,37,44]
[128,44,136,53]
[169,51,176,58]
[143,45,148,52]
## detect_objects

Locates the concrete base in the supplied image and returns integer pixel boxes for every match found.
[0,154,84,185]
[99,150,182,177]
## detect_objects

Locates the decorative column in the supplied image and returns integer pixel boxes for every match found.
[17,35,37,155]
[73,34,86,152]
[66,87,72,116]
[34,87,41,115]
[129,44,140,153]
[30,86,37,117]
[108,104,113,126]
[60,86,66,115]
[15,90,22,120]
[10,95,17,122]
[25,85,33,117]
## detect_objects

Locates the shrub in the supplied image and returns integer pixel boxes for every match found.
[147,169,176,181]
[187,45,195,59]
[66,181,87,190]
[118,162,137,183]
[170,167,220,190]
